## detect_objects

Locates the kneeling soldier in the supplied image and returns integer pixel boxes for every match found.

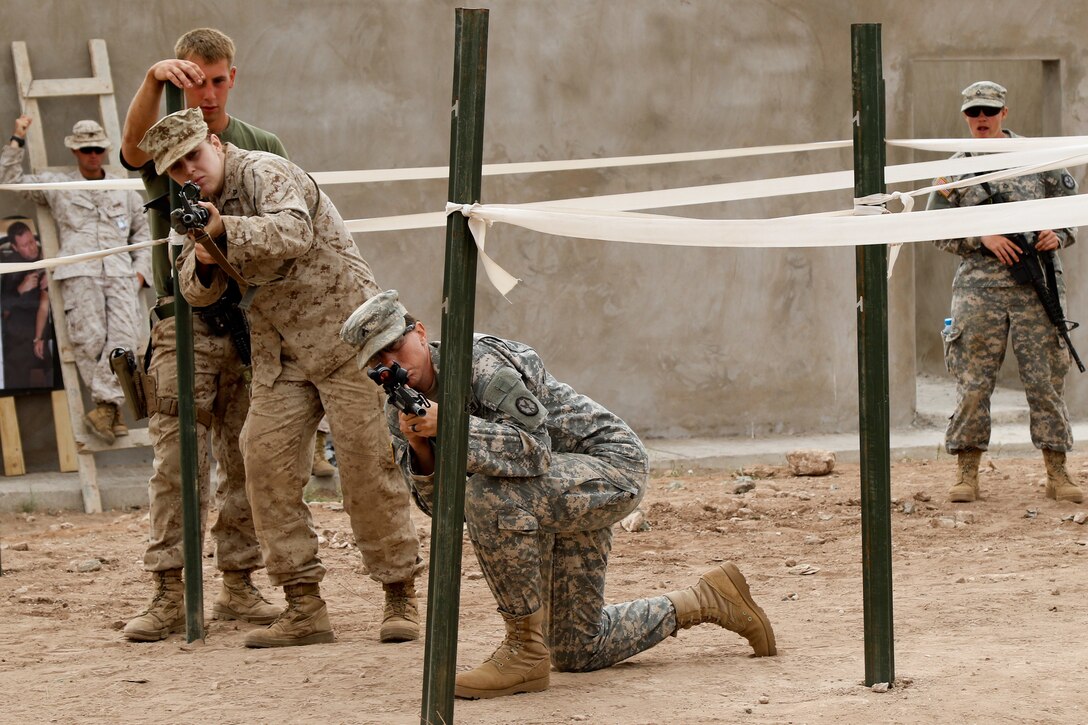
[343,290,776,698]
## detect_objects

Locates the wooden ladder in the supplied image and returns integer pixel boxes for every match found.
[8,39,151,513]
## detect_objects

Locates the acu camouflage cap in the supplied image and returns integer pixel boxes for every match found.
[138,107,208,175]
[340,289,411,368]
[961,81,1007,111]
[64,120,111,150]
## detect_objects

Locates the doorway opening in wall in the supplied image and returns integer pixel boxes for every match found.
[907,58,1062,427]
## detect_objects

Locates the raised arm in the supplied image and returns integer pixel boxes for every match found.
[121,60,206,169]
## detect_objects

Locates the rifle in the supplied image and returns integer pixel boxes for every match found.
[368,362,431,417]
[976,179,1084,373]
[169,181,249,290]
[1003,231,1085,373]
[169,181,210,234]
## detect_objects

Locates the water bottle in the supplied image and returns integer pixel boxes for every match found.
[943,317,953,336]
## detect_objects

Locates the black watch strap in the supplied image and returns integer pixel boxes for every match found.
[9,135,25,147]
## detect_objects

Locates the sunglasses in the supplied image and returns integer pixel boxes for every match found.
[78,147,106,155]
[963,106,1002,118]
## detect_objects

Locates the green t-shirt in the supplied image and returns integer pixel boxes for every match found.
[121,115,287,297]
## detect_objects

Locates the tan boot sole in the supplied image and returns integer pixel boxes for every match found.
[244,630,335,648]
[123,619,185,642]
[1047,485,1085,504]
[454,673,549,699]
[716,563,777,657]
[380,622,420,642]
[212,603,280,626]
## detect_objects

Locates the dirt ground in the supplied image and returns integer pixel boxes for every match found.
[2,454,1087,725]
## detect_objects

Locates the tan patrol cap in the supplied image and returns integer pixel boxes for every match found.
[137,107,208,175]
[340,289,411,368]
[960,81,1007,112]
[64,120,111,150]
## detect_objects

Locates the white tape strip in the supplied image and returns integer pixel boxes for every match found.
[12,136,1088,194]
[346,144,1088,233]
[890,136,1088,153]
[470,194,1088,249]
[445,202,520,298]
[0,140,853,193]
[0,238,166,274]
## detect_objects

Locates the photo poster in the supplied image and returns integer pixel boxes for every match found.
[0,216,60,392]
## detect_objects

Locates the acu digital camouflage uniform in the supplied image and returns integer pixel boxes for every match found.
[390,334,677,672]
[1,135,150,413]
[171,143,420,639]
[927,133,1079,454]
[372,324,773,700]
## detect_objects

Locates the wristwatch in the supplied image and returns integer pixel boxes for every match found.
[10,135,26,147]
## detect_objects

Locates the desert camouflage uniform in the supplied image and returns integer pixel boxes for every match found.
[122,116,284,574]
[1,144,150,406]
[390,335,677,672]
[927,130,1079,453]
[177,144,419,587]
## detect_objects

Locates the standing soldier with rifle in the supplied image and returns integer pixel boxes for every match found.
[118,28,294,642]
[928,80,1083,504]
[139,107,421,648]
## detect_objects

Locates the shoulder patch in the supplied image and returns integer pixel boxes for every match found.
[515,396,539,417]
[479,366,547,430]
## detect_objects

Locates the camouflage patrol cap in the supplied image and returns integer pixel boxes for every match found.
[961,81,1007,111]
[64,120,111,150]
[340,289,410,368]
[137,107,209,175]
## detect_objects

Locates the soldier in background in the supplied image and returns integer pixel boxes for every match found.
[1,118,150,441]
[139,107,422,648]
[117,27,287,641]
[928,81,1082,504]
[342,290,776,699]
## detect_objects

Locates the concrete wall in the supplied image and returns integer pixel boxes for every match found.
[0,1,1085,469]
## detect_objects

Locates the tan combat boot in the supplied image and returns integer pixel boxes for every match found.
[212,570,282,625]
[123,569,185,641]
[455,608,550,699]
[665,562,776,656]
[380,580,420,642]
[949,448,983,503]
[1043,449,1085,503]
[84,402,117,444]
[112,405,129,437]
[243,582,335,648]
[312,431,336,477]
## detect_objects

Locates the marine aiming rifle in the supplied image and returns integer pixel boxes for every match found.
[368,362,431,417]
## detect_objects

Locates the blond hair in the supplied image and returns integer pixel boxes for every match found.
[174,28,235,65]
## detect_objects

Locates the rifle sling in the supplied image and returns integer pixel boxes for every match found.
[189,173,322,307]
[194,230,250,290]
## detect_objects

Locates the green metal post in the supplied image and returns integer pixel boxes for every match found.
[165,84,204,642]
[851,23,894,686]
[419,9,488,725]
